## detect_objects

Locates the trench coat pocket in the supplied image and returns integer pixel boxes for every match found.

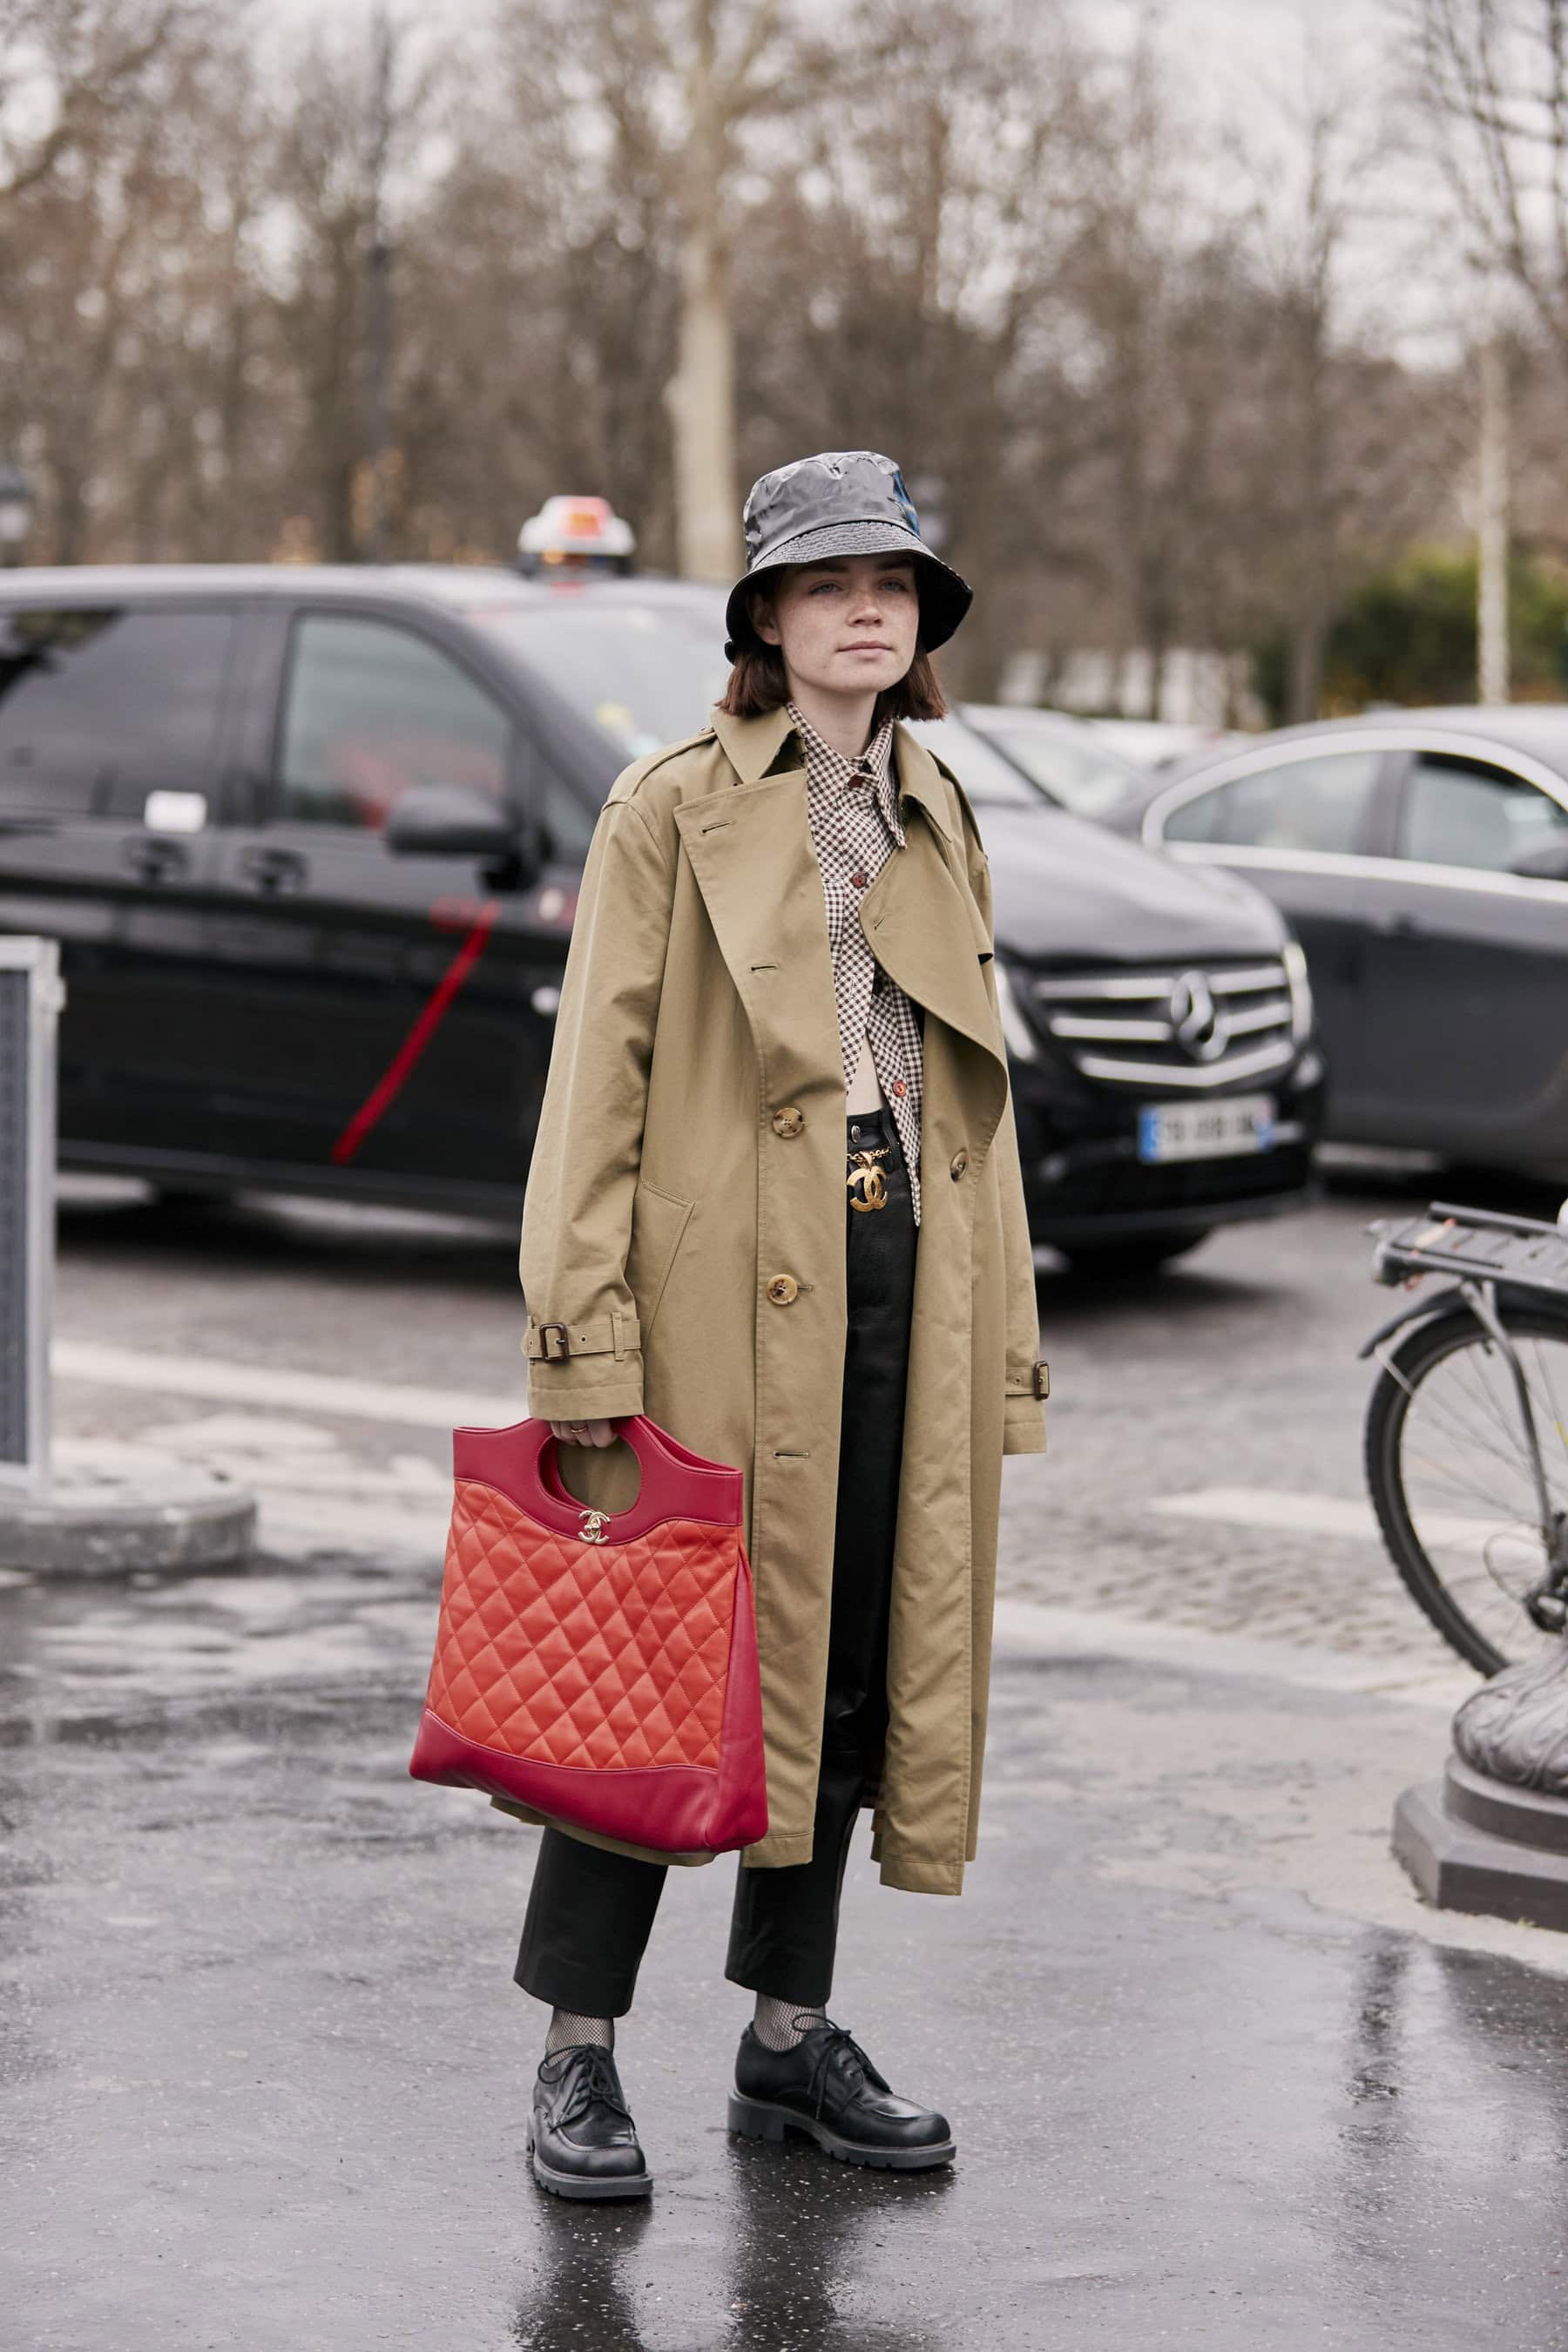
[625,1179,696,1342]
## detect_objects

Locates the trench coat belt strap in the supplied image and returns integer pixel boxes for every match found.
[524,1310,643,1363]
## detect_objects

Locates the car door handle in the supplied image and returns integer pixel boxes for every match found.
[1372,909,1425,938]
[237,846,308,897]
[122,835,189,885]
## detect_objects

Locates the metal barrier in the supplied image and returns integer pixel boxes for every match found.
[0,936,61,1488]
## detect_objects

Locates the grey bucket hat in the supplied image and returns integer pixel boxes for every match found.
[724,449,971,661]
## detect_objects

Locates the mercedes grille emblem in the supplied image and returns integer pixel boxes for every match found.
[1169,970,1228,1063]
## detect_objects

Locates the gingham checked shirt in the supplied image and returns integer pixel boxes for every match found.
[789,700,925,1227]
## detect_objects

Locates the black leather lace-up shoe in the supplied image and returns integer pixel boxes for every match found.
[528,2046,653,2200]
[727,2019,955,2171]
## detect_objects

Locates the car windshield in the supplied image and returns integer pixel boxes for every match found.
[967,713,1140,818]
[471,598,732,760]
[470,598,1053,806]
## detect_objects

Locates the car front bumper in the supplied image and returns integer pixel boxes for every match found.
[1013,1046,1328,1246]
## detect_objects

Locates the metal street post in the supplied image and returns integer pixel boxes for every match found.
[0,937,62,1487]
[1477,334,1510,706]
[0,937,257,1575]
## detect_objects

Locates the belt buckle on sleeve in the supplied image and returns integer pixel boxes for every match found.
[538,1321,571,1361]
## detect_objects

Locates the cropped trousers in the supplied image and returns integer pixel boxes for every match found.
[513,1102,919,2016]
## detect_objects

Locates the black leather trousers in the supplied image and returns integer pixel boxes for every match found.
[514,1103,918,2016]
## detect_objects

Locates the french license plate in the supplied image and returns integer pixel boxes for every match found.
[1137,1093,1276,1165]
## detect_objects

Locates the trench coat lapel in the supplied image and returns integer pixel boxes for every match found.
[868,726,1008,1083]
[676,712,841,1101]
[694,708,1009,1099]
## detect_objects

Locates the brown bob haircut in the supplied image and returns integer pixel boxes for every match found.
[717,568,949,726]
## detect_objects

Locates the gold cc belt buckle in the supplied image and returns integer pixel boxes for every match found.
[846,1145,891,1213]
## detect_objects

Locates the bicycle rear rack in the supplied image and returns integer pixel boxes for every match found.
[1369,1200,1568,1301]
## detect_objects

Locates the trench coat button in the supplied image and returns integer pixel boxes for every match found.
[767,1274,799,1306]
[950,1149,969,1179]
[771,1105,805,1139]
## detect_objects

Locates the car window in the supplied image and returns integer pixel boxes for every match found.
[1398,753,1568,873]
[1162,748,1382,853]
[532,757,597,860]
[278,614,512,830]
[0,605,233,819]
[966,718,1135,815]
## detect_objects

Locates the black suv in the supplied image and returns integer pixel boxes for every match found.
[0,565,1324,1267]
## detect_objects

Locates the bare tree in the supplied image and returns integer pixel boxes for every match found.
[0,0,206,206]
[1399,0,1568,357]
[494,0,862,582]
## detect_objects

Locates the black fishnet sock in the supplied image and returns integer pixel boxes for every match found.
[544,2008,614,2056]
[753,1993,827,2051]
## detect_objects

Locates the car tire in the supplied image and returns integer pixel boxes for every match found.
[1061,1228,1212,1275]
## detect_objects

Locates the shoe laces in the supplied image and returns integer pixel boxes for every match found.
[553,2045,632,2133]
[804,2017,889,2120]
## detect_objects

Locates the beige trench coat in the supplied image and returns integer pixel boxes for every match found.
[499,703,1046,1897]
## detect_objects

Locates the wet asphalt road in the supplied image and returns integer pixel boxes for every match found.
[5,1159,1568,2347]
[5,1606,1568,2351]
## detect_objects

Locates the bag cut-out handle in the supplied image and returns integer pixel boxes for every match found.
[451,1412,743,1544]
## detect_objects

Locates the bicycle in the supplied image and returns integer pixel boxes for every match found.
[1361,1200,1568,1675]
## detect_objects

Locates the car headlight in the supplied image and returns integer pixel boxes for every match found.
[1282,938,1314,1045]
[992,957,1038,1061]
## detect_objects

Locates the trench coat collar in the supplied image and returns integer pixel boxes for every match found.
[691,705,1001,1085]
[709,705,959,848]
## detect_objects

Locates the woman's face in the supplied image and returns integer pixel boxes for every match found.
[752,553,920,700]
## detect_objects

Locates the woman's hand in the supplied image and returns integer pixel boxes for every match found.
[547,1418,617,1446]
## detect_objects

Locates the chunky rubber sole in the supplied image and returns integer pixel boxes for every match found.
[727,2092,956,2171]
[526,2126,653,2201]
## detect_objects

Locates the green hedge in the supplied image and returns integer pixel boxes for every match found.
[1254,545,1568,720]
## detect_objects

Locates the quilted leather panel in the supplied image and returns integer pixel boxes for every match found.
[426,1478,740,1771]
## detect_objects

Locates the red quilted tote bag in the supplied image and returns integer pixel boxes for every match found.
[409,1413,767,1855]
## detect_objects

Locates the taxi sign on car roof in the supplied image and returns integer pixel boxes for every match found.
[517,494,636,577]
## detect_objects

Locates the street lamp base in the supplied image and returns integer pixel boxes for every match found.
[1393,1754,1568,1933]
[0,1449,255,1578]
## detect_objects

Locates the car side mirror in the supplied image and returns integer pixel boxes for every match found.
[1509,836,1568,883]
[385,785,524,866]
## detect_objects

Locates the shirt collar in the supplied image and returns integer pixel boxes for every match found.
[786,700,903,845]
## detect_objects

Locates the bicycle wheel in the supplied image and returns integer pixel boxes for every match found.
[1364,1303,1568,1675]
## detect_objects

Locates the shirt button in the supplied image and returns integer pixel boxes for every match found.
[891,1078,908,1099]
[766,1274,799,1306]
[950,1149,968,1179]
[849,872,868,889]
[771,1106,804,1139]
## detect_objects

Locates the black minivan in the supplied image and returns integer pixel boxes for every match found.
[0,565,1325,1267]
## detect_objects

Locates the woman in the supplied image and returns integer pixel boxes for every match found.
[507,449,1048,2200]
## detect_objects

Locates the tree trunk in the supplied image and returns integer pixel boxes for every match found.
[664,23,740,585]
[1287,604,1326,724]
[666,211,740,582]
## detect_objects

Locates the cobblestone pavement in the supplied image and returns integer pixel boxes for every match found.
[47,1158,1546,1679]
